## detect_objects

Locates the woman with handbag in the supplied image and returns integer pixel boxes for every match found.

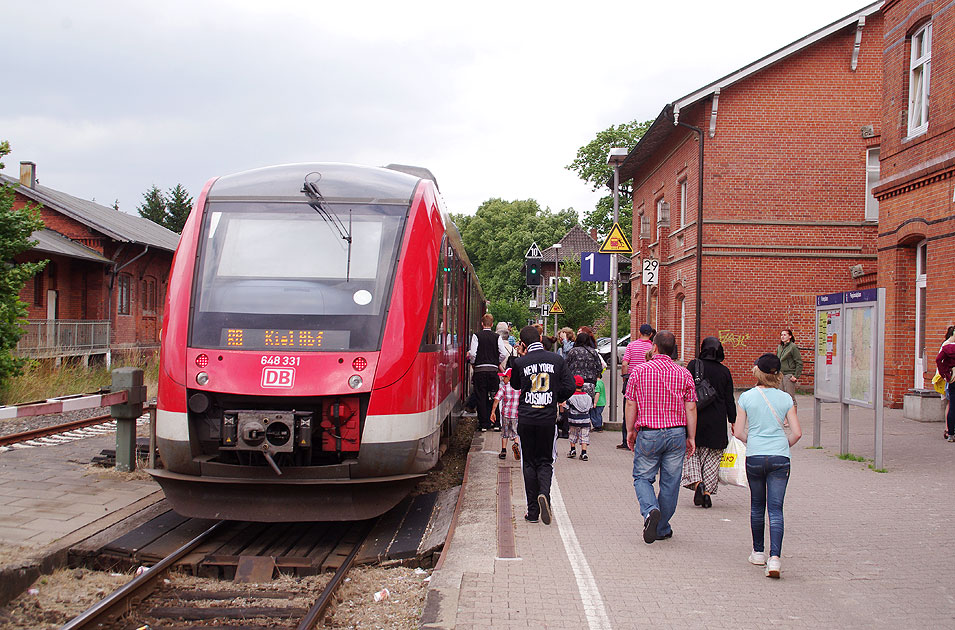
[733,353,802,579]
[681,337,735,508]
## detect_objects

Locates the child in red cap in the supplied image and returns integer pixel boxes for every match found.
[490,368,521,460]
[563,375,593,460]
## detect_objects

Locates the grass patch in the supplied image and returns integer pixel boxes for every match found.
[805,446,823,449]
[837,452,867,462]
[868,464,888,473]
[0,354,159,405]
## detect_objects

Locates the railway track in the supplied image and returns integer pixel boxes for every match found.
[62,520,372,629]
[0,413,114,448]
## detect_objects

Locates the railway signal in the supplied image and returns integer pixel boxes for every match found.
[525,241,543,286]
[526,259,542,285]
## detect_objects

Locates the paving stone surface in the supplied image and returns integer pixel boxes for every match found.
[428,394,955,629]
[0,428,158,561]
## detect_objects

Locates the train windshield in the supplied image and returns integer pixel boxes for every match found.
[189,201,406,351]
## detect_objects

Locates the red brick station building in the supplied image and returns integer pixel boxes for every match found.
[615,0,953,407]
[2,163,179,365]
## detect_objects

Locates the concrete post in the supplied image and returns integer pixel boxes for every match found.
[110,367,146,472]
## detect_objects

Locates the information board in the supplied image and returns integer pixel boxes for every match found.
[814,292,844,402]
[842,289,878,408]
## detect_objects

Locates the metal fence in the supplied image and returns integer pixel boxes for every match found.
[15,320,111,359]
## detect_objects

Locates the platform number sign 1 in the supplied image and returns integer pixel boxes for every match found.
[642,258,659,286]
[580,252,611,282]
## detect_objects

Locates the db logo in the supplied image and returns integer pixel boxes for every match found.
[262,367,295,388]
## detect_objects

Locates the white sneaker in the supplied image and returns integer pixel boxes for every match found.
[765,556,781,578]
[748,551,766,566]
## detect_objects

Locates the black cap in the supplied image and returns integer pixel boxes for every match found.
[639,324,654,335]
[756,353,781,374]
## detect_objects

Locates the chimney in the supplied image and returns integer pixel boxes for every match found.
[19,161,36,188]
[590,228,598,241]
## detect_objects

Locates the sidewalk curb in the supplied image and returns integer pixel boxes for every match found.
[419,434,481,629]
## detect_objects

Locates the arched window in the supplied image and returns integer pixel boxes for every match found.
[118,274,131,316]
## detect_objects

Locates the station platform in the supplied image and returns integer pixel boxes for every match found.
[422,395,955,629]
[0,429,160,605]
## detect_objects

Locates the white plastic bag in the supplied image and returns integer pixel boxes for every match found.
[718,436,747,487]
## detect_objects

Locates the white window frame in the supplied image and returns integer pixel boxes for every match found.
[679,296,686,361]
[865,147,880,221]
[679,180,687,227]
[656,198,669,226]
[548,276,571,287]
[914,240,927,387]
[907,22,931,137]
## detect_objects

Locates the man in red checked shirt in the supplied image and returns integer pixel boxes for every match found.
[624,330,697,544]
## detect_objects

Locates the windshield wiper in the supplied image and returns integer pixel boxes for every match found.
[302,173,353,281]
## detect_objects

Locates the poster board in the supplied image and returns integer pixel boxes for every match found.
[814,292,844,402]
[842,289,879,408]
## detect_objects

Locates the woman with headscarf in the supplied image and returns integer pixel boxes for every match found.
[681,336,736,508]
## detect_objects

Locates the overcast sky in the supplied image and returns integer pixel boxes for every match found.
[2,0,875,222]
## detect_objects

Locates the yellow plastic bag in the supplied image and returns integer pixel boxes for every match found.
[932,371,947,395]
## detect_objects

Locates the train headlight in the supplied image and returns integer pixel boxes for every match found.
[348,375,362,389]
[196,372,209,386]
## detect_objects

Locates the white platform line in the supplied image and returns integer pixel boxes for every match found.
[551,475,612,630]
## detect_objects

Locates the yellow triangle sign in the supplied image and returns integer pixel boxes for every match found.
[550,300,565,314]
[598,222,632,255]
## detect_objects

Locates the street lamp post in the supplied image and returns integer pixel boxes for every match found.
[607,148,628,433]
[552,243,562,337]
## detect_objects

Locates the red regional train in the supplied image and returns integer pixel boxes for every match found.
[149,163,484,521]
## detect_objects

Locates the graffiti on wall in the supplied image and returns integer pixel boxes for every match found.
[718,330,751,348]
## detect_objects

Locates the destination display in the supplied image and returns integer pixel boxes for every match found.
[220,328,350,350]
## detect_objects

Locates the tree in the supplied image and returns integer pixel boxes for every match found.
[165,184,193,233]
[451,198,577,309]
[566,119,654,241]
[0,140,48,384]
[136,184,193,233]
[137,185,168,226]
[489,296,533,330]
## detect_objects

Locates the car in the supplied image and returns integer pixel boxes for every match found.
[597,333,630,365]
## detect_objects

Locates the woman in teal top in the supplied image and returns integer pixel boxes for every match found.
[733,353,802,579]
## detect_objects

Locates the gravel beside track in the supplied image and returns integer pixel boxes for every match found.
[0,407,112,439]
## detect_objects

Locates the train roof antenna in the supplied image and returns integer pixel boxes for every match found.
[302,173,353,281]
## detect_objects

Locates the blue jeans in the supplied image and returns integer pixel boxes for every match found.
[745,455,791,557]
[632,427,687,537]
[590,406,604,429]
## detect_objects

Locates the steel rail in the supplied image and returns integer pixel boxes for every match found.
[297,521,373,630]
[0,414,113,448]
[60,520,227,630]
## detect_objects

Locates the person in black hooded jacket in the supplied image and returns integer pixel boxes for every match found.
[681,336,736,508]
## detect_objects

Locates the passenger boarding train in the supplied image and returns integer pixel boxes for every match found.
[149,163,483,521]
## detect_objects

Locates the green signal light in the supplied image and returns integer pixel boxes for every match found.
[531,268,538,273]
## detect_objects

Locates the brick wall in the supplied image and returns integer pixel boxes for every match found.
[876,0,955,406]
[629,15,883,391]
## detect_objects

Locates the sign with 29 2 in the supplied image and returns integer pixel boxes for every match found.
[642,258,659,286]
